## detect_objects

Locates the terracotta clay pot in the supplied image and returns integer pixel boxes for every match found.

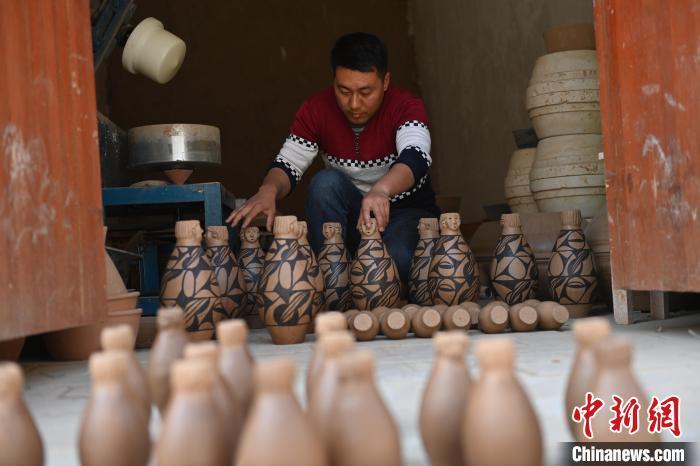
[161,220,226,341]
[306,313,349,402]
[490,213,538,304]
[478,302,509,334]
[458,302,480,329]
[79,352,150,466]
[504,148,538,214]
[236,358,326,466]
[420,332,470,466]
[349,311,379,341]
[238,227,266,325]
[148,306,189,414]
[409,218,440,305]
[412,307,442,338]
[0,338,25,361]
[350,219,401,310]
[508,303,539,332]
[206,226,246,319]
[318,222,353,311]
[548,210,599,317]
[0,363,43,466]
[442,306,471,331]
[107,291,140,314]
[217,319,255,419]
[380,310,410,339]
[258,216,315,345]
[428,213,480,305]
[536,301,570,330]
[463,339,542,466]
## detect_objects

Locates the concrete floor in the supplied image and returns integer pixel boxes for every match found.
[21,310,700,466]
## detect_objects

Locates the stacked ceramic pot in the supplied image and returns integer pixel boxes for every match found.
[504,148,538,214]
[525,50,605,218]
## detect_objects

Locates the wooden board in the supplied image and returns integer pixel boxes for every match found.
[0,0,106,339]
[595,0,700,292]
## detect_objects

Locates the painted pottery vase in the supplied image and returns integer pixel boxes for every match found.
[205,226,245,318]
[238,227,265,320]
[350,219,401,310]
[489,213,538,304]
[297,221,325,324]
[318,222,352,311]
[161,220,226,341]
[258,216,315,344]
[548,209,598,317]
[428,213,480,305]
[409,218,440,305]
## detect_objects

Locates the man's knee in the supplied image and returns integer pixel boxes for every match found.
[308,169,347,199]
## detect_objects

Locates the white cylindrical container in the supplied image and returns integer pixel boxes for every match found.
[504,148,538,214]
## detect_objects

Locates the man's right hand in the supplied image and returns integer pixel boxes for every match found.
[226,184,277,231]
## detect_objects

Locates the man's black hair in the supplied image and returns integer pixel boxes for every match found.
[330,32,388,76]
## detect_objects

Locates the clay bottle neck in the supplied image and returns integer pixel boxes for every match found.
[561,224,582,231]
[441,229,460,236]
[298,235,310,246]
[177,237,202,247]
[241,240,260,249]
[206,239,228,248]
[419,230,440,240]
[323,234,343,245]
[361,231,381,240]
[502,226,522,235]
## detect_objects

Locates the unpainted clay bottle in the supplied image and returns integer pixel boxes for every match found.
[350,219,401,309]
[349,311,380,341]
[217,319,255,419]
[298,221,325,329]
[318,222,353,311]
[489,213,538,304]
[79,352,150,466]
[420,331,471,466]
[548,209,599,317]
[184,342,242,460]
[236,358,326,466]
[380,309,410,339]
[413,307,443,337]
[458,302,481,329]
[478,302,510,334]
[0,363,43,466]
[536,301,570,330]
[307,312,348,402]
[463,339,542,466]
[148,306,189,413]
[344,310,360,326]
[100,324,150,422]
[409,217,440,305]
[308,332,355,453]
[402,303,421,318]
[238,227,266,320]
[523,298,541,306]
[258,216,314,345]
[371,306,390,323]
[587,337,660,442]
[565,318,611,440]
[206,225,246,318]
[155,359,228,466]
[161,220,226,340]
[329,351,401,466]
[442,305,471,331]
[508,303,539,332]
[428,212,480,305]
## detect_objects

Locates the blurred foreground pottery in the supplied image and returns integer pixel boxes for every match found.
[0,363,43,466]
[148,306,189,413]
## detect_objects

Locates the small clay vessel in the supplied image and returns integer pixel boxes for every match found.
[306,312,349,402]
[155,359,228,466]
[463,339,542,466]
[409,218,440,305]
[402,303,421,314]
[350,219,401,309]
[80,352,150,466]
[100,325,150,422]
[371,306,390,322]
[523,299,541,306]
[478,302,509,334]
[238,227,266,320]
[258,216,314,345]
[380,309,410,339]
[536,301,569,330]
[161,220,226,340]
[442,305,471,331]
[206,226,246,318]
[349,311,379,341]
[308,332,355,453]
[344,310,361,326]
[420,332,470,466]
[318,222,353,311]
[508,303,539,332]
[298,221,325,330]
[428,212,480,305]
[458,302,480,328]
[217,319,255,419]
[587,337,660,442]
[0,363,43,466]
[489,213,538,304]
[236,358,326,466]
[148,306,189,413]
[184,342,242,460]
[565,318,611,440]
[329,351,401,466]
[548,209,599,317]
[412,307,442,338]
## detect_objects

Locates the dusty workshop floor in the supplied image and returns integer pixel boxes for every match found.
[20,310,700,466]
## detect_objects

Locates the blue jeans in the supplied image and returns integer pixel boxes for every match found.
[306,168,439,285]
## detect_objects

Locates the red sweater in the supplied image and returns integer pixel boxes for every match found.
[270,86,436,208]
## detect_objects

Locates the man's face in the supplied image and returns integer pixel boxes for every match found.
[333,66,390,125]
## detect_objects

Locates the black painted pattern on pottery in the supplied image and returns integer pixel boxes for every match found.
[548,229,598,309]
[490,234,538,304]
[428,235,480,305]
[409,238,438,305]
[350,239,401,310]
[207,245,246,318]
[319,243,352,311]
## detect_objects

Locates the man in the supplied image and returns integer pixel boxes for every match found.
[227,32,439,283]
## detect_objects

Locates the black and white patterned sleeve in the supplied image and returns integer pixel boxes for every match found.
[393,120,432,184]
[269,133,319,190]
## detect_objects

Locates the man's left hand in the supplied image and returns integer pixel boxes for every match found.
[358,187,391,232]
